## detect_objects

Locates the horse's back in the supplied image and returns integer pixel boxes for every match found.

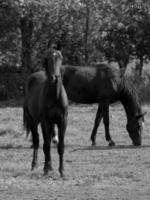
[62,64,121,103]
[63,63,120,85]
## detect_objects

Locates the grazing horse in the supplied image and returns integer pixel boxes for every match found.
[23,48,68,177]
[61,63,145,146]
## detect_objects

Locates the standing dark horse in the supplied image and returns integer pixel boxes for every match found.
[23,48,68,177]
[61,63,145,146]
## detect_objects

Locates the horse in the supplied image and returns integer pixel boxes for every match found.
[61,63,145,146]
[23,48,68,177]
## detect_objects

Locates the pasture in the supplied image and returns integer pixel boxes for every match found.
[0,100,150,200]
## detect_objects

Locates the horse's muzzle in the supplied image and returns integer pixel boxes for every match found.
[133,140,141,146]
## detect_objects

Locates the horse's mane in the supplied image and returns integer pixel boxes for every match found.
[100,65,142,115]
[119,77,142,115]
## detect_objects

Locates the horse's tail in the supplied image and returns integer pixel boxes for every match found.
[23,103,31,138]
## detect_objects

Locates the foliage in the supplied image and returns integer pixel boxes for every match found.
[1,0,150,74]
[0,0,21,66]
[0,66,24,100]
[96,0,150,71]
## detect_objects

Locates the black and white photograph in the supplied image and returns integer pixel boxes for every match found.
[0,0,150,199]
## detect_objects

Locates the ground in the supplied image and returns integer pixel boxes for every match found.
[0,101,150,200]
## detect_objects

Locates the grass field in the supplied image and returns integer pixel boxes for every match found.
[0,100,150,200]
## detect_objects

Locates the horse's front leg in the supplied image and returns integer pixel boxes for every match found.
[90,104,102,146]
[102,102,115,146]
[41,121,53,175]
[57,113,67,177]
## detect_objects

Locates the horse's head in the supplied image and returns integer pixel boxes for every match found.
[126,112,146,146]
[44,48,63,82]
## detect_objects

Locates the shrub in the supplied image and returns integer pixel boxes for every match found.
[127,71,150,104]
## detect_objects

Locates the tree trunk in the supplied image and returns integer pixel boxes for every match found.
[118,60,128,77]
[139,56,144,76]
[135,57,144,77]
[84,1,90,64]
[20,12,33,77]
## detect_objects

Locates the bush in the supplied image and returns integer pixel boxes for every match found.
[0,84,7,101]
[0,67,24,100]
[127,71,150,104]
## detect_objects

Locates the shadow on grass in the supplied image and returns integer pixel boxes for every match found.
[0,144,30,150]
[0,143,58,150]
[70,144,150,152]
[0,141,150,151]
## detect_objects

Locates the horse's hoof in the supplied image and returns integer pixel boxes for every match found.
[44,170,49,176]
[108,140,115,147]
[31,165,37,171]
[59,167,64,177]
[91,141,96,146]
[44,168,51,176]
[31,162,38,171]
[44,163,53,175]
[60,171,64,178]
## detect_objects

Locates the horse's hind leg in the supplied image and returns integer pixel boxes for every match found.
[90,104,102,146]
[30,123,39,170]
[41,121,53,175]
[57,114,67,177]
[102,102,115,146]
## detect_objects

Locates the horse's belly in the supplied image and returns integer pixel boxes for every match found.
[66,83,97,104]
[67,91,97,104]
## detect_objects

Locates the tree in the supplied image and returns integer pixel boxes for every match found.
[127,1,150,76]
[96,0,150,76]
[0,0,20,66]
[1,0,150,77]
[20,3,33,75]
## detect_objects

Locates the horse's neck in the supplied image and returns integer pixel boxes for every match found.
[55,76,62,100]
[47,76,62,100]
[119,85,141,121]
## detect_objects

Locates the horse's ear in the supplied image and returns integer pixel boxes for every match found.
[47,40,52,48]
[142,111,147,117]
[48,41,62,51]
[44,58,48,73]
[141,111,147,117]
[50,43,56,50]
[136,112,147,119]
[56,41,62,51]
